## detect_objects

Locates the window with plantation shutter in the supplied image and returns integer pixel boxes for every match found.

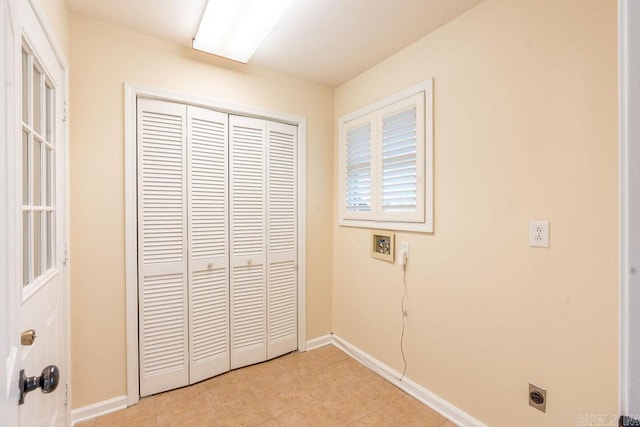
[338,80,433,232]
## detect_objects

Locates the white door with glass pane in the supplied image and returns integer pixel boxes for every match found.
[17,0,67,425]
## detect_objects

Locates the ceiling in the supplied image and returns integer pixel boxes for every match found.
[64,0,484,88]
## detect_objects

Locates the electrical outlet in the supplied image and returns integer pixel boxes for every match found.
[529,383,547,413]
[529,221,550,248]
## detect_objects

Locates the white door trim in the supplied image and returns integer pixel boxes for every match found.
[124,83,307,406]
[619,0,640,420]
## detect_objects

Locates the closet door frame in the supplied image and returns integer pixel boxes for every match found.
[123,83,307,407]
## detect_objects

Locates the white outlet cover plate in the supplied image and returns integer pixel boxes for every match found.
[529,221,550,248]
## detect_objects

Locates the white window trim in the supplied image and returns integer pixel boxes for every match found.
[338,79,433,233]
[124,83,307,406]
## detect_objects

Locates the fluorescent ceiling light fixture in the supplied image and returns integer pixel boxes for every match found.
[193,0,295,63]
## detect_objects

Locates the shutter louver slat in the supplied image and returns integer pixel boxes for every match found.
[269,261,296,342]
[232,265,265,350]
[191,269,227,364]
[268,130,296,254]
[141,110,184,264]
[231,125,265,256]
[190,116,226,259]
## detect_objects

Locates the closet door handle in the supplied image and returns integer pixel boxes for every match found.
[207,262,213,269]
[247,258,252,265]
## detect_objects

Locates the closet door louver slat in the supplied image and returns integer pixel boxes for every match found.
[137,99,189,396]
[187,106,230,384]
[229,115,267,369]
[266,122,297,359]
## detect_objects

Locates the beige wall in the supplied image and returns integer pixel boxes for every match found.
[39,0,68,57]
[68,15,334,408]
[333,0,618,426]
[54,0,619,422]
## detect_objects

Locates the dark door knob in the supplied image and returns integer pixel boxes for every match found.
[18,365,60,405]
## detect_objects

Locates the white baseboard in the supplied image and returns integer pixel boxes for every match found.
[332,334,486,427]
[71,395,128,425]
[305,334,333,350]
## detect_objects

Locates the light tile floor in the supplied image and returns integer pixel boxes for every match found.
[77,345,456,426]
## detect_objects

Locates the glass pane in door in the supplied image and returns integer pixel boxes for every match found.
[45,147,51,206]
[45,82,53,142]
[46,211,53,270]
[22,131,29,204]
[34,210,42,277]
[23,211,30,286]
[33,139,41,205]
[32,66,41,135]
[22,50,28,124]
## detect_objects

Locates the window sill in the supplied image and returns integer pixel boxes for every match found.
[338,218,433,233]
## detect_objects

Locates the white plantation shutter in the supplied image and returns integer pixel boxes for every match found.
[339,81,432,231]
[266,122,297,359]
[378,93,425,222]
[229,115,267,369]
[137,99,189,396]
[342,114,375,220]
[186,106,230,383]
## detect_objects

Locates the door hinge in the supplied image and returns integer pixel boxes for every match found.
[63,101,69,122]
[65,383,69,406]
[63,245,69,265]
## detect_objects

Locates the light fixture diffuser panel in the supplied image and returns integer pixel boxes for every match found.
[193,0,295,63]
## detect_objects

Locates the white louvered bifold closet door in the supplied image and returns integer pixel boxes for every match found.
[138,102,299,394]
[266,122,298,359]
[137,99,189,396]
[229,115,267,369]
[187,106,230,383]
